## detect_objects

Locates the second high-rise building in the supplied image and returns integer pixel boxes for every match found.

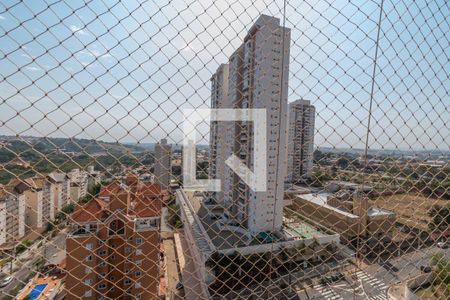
[286,99,315,182]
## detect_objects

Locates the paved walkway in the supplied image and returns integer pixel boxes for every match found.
[163,239,180,298]
[175,231,208,300]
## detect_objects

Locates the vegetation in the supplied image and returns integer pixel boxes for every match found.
[167,204,182,228]
[429,253,450,298]
[428,204,450,231]
[15,239,32,255]
[0,136,149,184]
[78,183,101,204]
[309,170,332,187]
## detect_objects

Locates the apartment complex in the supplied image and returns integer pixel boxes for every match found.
[209,64,230,205]
[286,99,315,182]
[87,165,102,191]
[21,176,55,230]
[69,168,89,201]
[154,139,171,190]
[0,184,26,247]
[216,15,291,235]
[48,172,71,213]
[65,174,163,300]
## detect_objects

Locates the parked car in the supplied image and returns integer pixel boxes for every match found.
[320,272,345,285]
[437,242,448,249]
[420,265,432,273]
[0,276,13,288]
[176,281,184,290]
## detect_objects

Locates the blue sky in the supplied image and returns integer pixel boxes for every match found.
[0,0,448,151]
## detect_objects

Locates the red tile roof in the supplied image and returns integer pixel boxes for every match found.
[73,180,163,221]
[71,198,109,222]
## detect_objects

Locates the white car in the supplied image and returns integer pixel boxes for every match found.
[0,276,13,288]
[437,242,449,249]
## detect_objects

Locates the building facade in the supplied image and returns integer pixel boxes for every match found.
[286,99,315,182]
[22,177,55,230]
[69,168,89,202]
[154,139,171,190]
[0,185,26,246]
[221,15,291,235]
[209,64,230,205]
[48,172,71,213]
[65,175,163,300]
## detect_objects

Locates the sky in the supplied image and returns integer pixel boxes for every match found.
[0,0,448,151]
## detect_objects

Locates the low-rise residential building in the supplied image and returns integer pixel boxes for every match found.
[290,192,396,244]
[65,174,163,300]
[48,172,71,213]
[0,183,26,247]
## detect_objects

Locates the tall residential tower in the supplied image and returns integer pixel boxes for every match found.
[286,99,315,182]
[217,15,291,235]
[209,64,230,205]
[154,139,171,189]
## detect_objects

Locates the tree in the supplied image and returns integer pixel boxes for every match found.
[336,157,350,169]
[428,204,450,231]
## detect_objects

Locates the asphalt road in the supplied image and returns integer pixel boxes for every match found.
[0,231,66,298]
[363,245,447,286]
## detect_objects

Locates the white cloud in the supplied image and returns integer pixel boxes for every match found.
[181,43,196,52]
[70,25,89,36]
[76,48,112,61]
[25,66,43,72]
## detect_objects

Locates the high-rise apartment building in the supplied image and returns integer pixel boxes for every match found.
[154,139,171,189]
[21,176,55,230]
[286,99,315,182]
[0,183,25,246]
[48,172,71,213]
[69,168,89,201]
[219,15,291,235]
[209,64,230,204]
[65,174,163,300]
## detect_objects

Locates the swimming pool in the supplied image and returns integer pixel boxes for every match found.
[26,283,48,300]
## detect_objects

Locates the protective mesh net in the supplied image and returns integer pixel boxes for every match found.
[0,0,449,299]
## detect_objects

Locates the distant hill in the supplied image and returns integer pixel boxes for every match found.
[0,135,144,159]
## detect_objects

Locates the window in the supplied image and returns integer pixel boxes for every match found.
[135,238,142,245]
[111,255,116,260]
[109,276,115,281]
[124,279,132,285]
[86,243,93,250]
[136,249,142,256]
[135,271,141,277]
[84,278,93,285]
[99,261,106,267]
[84,290,92,298]
[86,255,93,262]
[125,269,130,274]
[135,260,142,266]
[98,250,107,256]
[125,247,132,254]
[85,267,92,274]
[135,282,142,289]
[98,283,106,290]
